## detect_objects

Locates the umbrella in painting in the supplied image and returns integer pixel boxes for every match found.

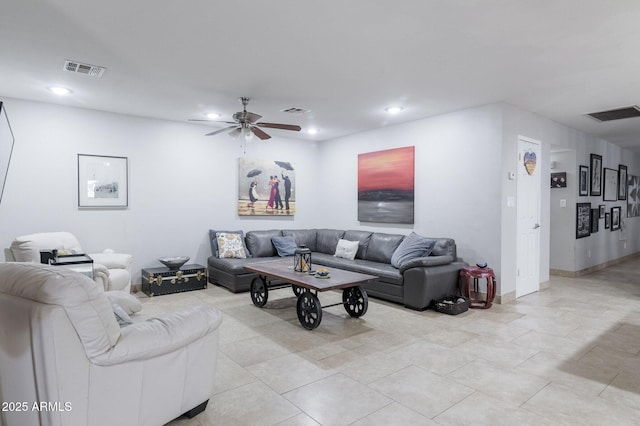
[274,161,294,171]
[246,169,262,178]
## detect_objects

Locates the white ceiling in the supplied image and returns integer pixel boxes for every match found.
[3,0,640,150]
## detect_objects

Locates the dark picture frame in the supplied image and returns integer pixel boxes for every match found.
[0,102,15,206]
[579,165,589,196]
[618,165,628,200]
[605,212,611,229]
[590,209,599,233]
[611,206,621,231]
[603,168,618,201]
[590,154,602,196]
[77,154,128,208]
[576,202,591,239]
[551,172,567,188]
[599,204,605,218]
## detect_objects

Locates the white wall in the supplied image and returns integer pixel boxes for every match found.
[317,104,505,284]
[549,149,576,271]
[0,98,321,280]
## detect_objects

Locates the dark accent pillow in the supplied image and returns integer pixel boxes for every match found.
[271,236,298,257]
[209,229,251,257]
[391,232,436,269]
[282,229,317,251]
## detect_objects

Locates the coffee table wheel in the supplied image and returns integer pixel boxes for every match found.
[292,284,304,297]
[250,277,268,307]
[342,286,368,318]
[296,291,322,330]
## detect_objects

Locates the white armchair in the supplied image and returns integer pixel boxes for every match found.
[6,231,133,292]
[0,262,222,426]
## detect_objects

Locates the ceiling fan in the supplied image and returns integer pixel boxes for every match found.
[189,97,301,140]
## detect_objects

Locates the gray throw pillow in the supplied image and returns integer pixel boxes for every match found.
[271,236,298,257]
[111,302,133,327]
[391,232,436,269]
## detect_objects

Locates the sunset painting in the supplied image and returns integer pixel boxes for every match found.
[358,146,415,223]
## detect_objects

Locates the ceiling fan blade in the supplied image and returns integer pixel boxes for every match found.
[251,126,271,140]
[190,119,237,124]
[205,125,237,136]
[245,112,262,124]
[257,122,302,131]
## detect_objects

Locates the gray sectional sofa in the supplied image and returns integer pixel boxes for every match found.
[207,228,466,311]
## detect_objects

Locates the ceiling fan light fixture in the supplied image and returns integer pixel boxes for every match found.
[48,86,73,95]
[385,106,404,114]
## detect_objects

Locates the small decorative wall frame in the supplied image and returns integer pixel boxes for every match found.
[599,204,605,218]
[78,154,128,208]
[611,206,621,231]
[618,165,628,200]
[551,172,567,188]
[576,202,591,239]
[628,175,640,217]
[603,168,618,202]
[590,154,602,196]
[590,209,599,233]
[579,165,589,196]
[605,212,611,229]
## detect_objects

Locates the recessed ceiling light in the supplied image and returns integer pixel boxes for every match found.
[385,106,404,114]
[206,112,220,119]
[48,86,72,95]
[306,128,319,135]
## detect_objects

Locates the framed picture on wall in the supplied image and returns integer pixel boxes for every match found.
[77,154,128,208]
[611,206,621,231]
[590,209,599,233]
[599,204,605,218]
[605,212,611,229]
[576,202,591,239]
[618,165,628,200]
[590,154,602,196]
[551,172,567,188]
[603,168,618,201]
[579,165,589,196]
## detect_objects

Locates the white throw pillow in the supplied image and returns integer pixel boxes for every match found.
[334,239,359,260]
[106,291,142,315]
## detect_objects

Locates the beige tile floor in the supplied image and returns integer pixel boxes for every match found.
[145,258,640,426]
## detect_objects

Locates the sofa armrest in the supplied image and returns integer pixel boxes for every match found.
[91,305,222,366]
[402,260,466,310]
[93,263,110,290]
[399,255,453,273]
[88,252,133,270]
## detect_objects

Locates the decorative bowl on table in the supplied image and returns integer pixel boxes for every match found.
[314,267,330,279]
[159,256,190,270]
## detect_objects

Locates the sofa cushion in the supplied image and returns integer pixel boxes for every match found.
[334,239,359,260]
[245,230,283,257]
[209,229,251,258]
[312,253,403,285]
[428,238,457,258]
[391,232,436,269]
[364,233,405,264]
[282,229,317,251]
[315,229,345,254]
[216,232,248,259]
[271,236,297,257]
[343,230,373,259]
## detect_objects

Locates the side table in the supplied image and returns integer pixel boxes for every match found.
[142,264,207,296]
[459,266,496,309]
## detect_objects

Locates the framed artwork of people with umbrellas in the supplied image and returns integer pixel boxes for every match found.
[238,157,295,216]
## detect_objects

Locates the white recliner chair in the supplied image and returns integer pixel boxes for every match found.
[0,262,222,426]
[6,231,133,292]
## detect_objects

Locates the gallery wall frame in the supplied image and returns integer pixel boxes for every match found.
[576,202,591,239]
[618,165,628,200]
[77,154,128,208]
[590,208,599,233]
[0,102,14,206]
[603,167,618,202]
[628,174,640,217]
[605,212,611,229]
[590,154,602,196]
[611,206,621,231]
[579,165,588,196]
[599,204,605,218]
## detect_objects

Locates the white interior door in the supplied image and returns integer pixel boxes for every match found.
[516,136,541,298]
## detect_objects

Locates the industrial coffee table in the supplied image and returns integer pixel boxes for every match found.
[244,260,377,330]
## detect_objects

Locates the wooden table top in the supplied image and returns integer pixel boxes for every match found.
[244,259,377,292]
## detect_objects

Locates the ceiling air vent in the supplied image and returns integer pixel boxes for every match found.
[586,105,640,122]
[281,107,311,114]
[63,60,106,77]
